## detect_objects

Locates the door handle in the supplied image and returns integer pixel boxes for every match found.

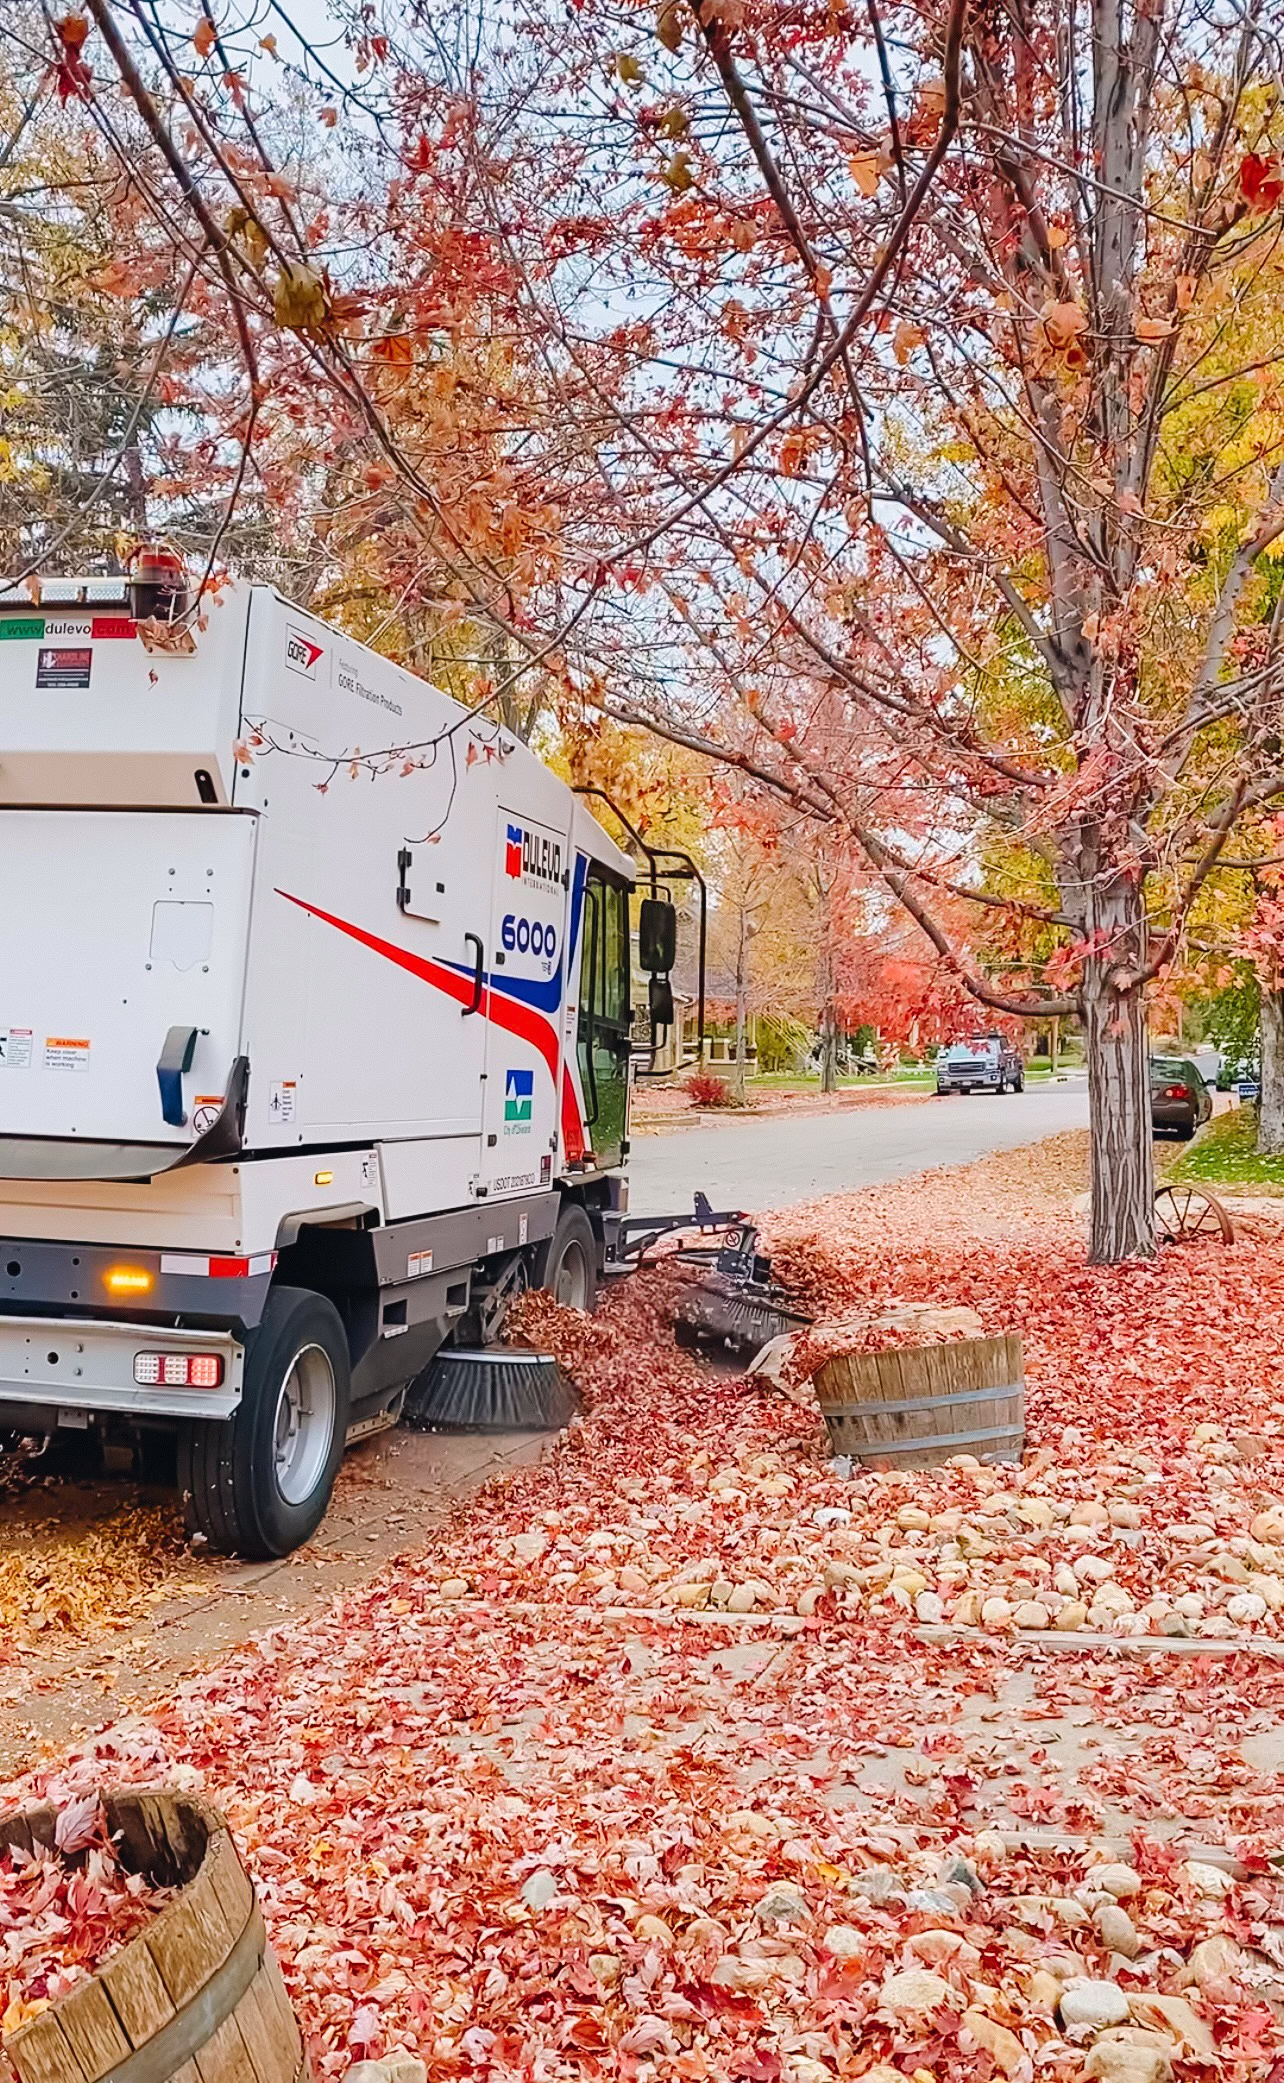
[462,933,484,1015]
[157,1025,198,1126]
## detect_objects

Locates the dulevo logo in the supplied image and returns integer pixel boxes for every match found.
[502,822,563,888]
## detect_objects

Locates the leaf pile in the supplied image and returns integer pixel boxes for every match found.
[0,1507,189,1660]
[0,1796,175,2040]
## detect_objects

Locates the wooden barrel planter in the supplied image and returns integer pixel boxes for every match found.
[3,1789,304,2083]
[815,1332,1024,1469]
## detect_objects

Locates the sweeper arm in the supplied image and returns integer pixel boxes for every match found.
[603,1192,747,1272]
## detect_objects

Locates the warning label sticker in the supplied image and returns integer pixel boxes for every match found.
[36,647,91,690]
[45,1036,90,1072]
[407,1249,433,1279]
[269,1079,297,1123]
[0,1030,32,1069]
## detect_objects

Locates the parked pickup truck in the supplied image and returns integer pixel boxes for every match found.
[936,1035,1025,1096]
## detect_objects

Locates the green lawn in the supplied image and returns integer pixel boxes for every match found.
[1165,1104,1284,1194]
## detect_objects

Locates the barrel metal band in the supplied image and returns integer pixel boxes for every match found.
[824,1381,1023,1421]
[101,1903,266,2083]
[827,1421,1022,1454]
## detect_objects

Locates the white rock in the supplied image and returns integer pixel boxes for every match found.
[756,1882,808,1926]
[1054,1564,1079,1596]
[1013,1599,1051,1629]
[1090,1583,1135,1617]
[1095,1903,1140,1958]
[785,2061,835,2083]
[1069,1499,1110,1525]
[386,2057,428,2083]
[1060,1979,1131,2034]
[1225,1591,1267,1624]
[813,1506,851,1527]
[1108,1501,1143,1529]
[726,1583,758,1612]
[346,2065,392,2083]
[511,1530,548,1563]
[520,1868,559,1910]
[981,1595,1014,1630]
[1083,2037,1172,2083]
[1174,1592,1205,1617]
[961,2011,1026,2077]
[1184,1860,1233,1899]
[915,1590,945,1624]
[1093,1863,1142,1900]
[1179,1934,1242,1987]
[1074,1555,1116,1583]
[879,1967,951,2015]
[822,1924,864,1960]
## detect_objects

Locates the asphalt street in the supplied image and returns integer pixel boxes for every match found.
[626,1077,1091,1216]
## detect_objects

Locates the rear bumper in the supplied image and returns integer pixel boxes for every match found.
[0,1234,272,1334]
[1151,1103,1196,1132]
[0,1313,243,1422]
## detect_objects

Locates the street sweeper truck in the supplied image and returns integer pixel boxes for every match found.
[0,562,676,1557]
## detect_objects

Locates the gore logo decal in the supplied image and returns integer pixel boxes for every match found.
[286,626,324,676]
[504,1068,533,1125]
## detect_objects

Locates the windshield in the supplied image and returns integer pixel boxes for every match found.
[946,1041,997,1061]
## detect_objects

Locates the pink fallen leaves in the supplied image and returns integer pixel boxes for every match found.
[8,1141,1284,2077]
[0,1801,175,2035]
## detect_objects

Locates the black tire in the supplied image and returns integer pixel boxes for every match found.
[532,1204,598,1312]
[996,1077,1006,1094]
[1014,1074,1025,1093]
[178,1286,350,1559]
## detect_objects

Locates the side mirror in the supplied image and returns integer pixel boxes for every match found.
[649,973,675,1031]
[639,896,677,973]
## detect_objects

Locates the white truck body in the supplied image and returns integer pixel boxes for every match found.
[0,579,636,1482]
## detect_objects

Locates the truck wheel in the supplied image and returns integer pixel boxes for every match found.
[533,1205,598,1312]
[178,1287,350,1559]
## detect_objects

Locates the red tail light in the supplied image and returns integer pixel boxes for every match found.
[133,1352,224,1387]
[1161,1083,1190,1100]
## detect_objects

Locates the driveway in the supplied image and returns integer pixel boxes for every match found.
[626,1077,1090,1215]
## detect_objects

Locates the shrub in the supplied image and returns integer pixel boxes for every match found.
[685,1071,735,1108]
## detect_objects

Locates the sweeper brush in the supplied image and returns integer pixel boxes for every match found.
[670,1223,811,1363]
[406,1349,580,1433]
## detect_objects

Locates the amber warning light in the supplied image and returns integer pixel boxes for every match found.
[105,1265,153,1296]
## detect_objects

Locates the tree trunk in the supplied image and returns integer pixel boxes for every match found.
[1259,989,1284,1154]
[1081,882,1154,1262]
[732,903,749,1105]
[819,1006,839,1094]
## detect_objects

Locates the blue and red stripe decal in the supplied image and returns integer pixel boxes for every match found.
[275,888,587,1160]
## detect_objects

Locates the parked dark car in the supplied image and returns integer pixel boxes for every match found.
[1150,1055,1213,1139]
[936,1035,1024,1095]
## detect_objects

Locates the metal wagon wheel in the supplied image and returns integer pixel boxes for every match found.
[1154,1183,1234,1245]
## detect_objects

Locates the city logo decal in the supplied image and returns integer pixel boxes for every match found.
[504,1068,534,1127]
